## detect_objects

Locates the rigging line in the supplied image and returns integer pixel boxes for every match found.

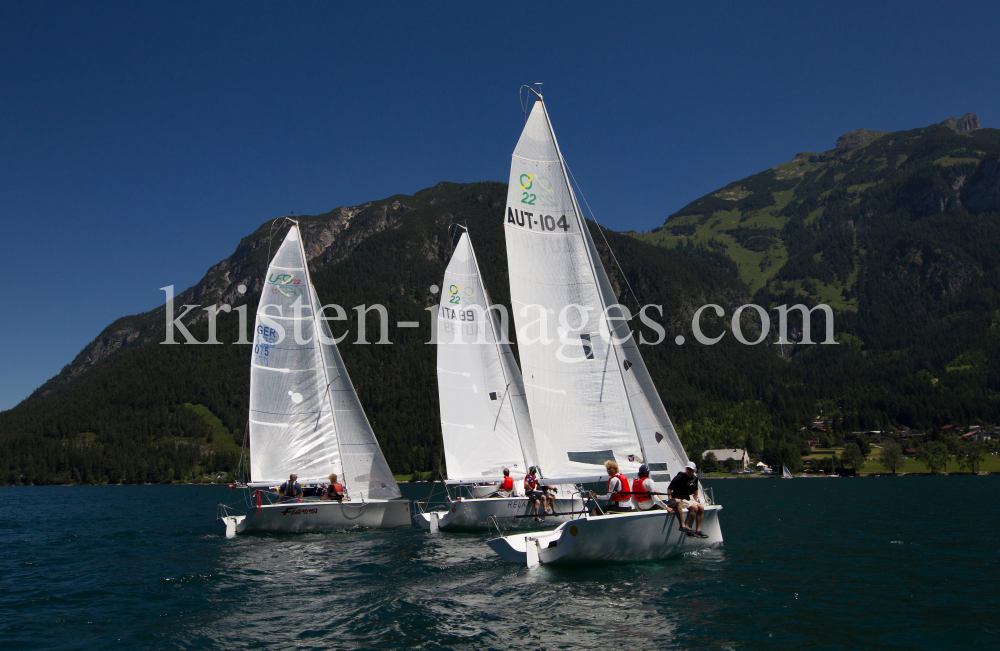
[564,161,642,312]
[266,215,298,271]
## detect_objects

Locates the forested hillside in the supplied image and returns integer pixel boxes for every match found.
[634,114,1000,457]
[1,182,780,484]
[5,113,1000,485]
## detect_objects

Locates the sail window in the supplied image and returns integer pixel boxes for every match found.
[654,432,664,443]
[489,392,498,400]
[623,359,633,371]
[567,450,615,465]
[580,334,595,360]
[647,463,668,471]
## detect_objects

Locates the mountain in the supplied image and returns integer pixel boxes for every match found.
[5,114,1000,485]
[632,113,1000,453]
[0,182,758,485]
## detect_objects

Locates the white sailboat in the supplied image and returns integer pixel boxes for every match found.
[486,90,724,565]
[217,223,410,536]
[782,463,794,479]
[415,228,584,532]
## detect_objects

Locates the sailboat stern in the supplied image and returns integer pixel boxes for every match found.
[380,499,412,527]
[216,515,246,538]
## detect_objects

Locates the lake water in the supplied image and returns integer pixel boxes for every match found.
[2,477,997,650]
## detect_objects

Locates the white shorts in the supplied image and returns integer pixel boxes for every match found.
[679,499,701,511]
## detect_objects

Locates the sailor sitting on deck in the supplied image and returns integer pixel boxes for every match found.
[631,464,674,512]
[277,473,303,503]
[488,468,516,498]
[524,467,554,520]
[589,460,632,515]
[320,473,348,501]
[668,462,708,538]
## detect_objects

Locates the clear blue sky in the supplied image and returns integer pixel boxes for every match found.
[2,1,998,410]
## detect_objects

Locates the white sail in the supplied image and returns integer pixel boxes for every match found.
[249,226,340,485]
[782,463,793,479]
[503,99,689,481]
[313,286,401,501]
[248,224,401,501]
[436,231,538,480]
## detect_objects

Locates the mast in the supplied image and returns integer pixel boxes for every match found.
[535,99,649,466]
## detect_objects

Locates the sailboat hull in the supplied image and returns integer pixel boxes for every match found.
[226,499,411,534]
[486,504,723,565]
[415,496,585,532]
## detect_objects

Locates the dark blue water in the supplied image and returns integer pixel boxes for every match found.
[2,478,997,650]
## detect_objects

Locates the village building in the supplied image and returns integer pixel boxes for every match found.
[703,449,751,472]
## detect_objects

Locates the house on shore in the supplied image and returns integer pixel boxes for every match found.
[703,449,751,472]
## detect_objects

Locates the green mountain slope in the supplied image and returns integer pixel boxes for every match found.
[6,114,1000,485]
[0,182,765,485]
[629,114,1000,457]
[636,114,1000,308]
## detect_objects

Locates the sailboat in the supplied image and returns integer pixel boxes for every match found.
[782,463,794,479]
[415,228,584,531]
[217,223,410,536]
[486,89,724,565]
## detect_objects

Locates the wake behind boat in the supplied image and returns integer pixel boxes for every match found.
[486,88,724,564]
[217,223,409,536]
[415,228,583,532]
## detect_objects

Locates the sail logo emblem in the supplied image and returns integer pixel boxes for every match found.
[268,273,304,297]
[518,174,556,207]
[447,284,475,305]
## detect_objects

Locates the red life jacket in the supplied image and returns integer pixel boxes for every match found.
[524,474,537,491]
[332,482,344,496]
[632,477,651,502]
[501,476,513,491]
[608,473,630,502]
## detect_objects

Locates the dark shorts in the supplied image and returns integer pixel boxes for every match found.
[527,491,548,502]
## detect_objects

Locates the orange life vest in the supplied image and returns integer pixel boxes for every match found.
[501,476,513,491]
[608,473,629,502]
[632,477,651,502]
[331,482,343,496]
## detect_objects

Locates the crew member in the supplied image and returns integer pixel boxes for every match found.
[589,460,631,515]
[630,464,673,512]
[491,468,516,498]
[321,473,347,501]
[667,461,708,538]
[278,473,303,503]
[524,467,551,520]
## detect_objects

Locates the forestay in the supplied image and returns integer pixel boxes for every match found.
[437,231,538,480]
[503,99,689,481]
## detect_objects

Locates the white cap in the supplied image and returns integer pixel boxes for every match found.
[686,461,698,471]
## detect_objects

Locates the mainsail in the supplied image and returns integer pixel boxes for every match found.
[503,99,689,481]
[437,231,538,480]
[248,224,400,501]
[782,463,793,479]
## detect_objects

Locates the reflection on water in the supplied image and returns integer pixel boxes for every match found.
[2,479,998,650]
